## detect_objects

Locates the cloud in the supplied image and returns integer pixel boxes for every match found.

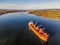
[0,2,60,10]
[0,4,22,9]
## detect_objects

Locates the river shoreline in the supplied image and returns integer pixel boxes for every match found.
[28,10,60,21]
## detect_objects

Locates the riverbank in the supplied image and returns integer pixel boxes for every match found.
[28,9,60,21]
[0,9,28,15]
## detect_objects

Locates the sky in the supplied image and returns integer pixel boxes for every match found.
[0,0,60,10]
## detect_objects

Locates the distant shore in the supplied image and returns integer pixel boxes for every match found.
[28,9,60,21]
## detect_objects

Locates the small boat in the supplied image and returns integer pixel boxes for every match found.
[28,21,49,45]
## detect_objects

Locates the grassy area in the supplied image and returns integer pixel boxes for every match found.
[29,9,60,20]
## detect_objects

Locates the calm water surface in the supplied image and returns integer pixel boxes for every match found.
[0,12,60,45]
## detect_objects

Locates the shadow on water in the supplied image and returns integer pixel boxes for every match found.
[0,12,60,45]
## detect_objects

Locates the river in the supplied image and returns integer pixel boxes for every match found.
[0,12,60,45]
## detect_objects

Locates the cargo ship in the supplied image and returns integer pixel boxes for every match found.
[28,21,49,45]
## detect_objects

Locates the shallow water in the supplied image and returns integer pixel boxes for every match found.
[0,12,60,45]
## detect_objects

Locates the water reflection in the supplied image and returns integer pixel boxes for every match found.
[0,12,60,45]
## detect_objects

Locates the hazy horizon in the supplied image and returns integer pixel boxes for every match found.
[0,0,60,10]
